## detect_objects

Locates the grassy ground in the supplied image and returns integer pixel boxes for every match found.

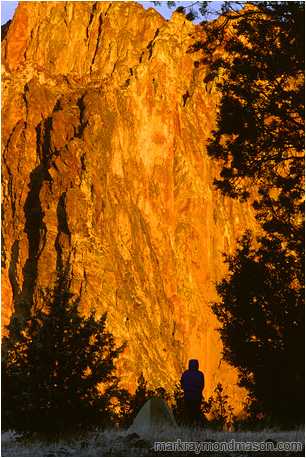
[1,426,305,457]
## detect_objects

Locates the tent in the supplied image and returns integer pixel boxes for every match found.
[129,397,178,434]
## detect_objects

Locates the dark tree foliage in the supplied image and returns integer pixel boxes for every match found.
[203,383,236,430]
[203,2,304,427]
[152,1,247,23]
[117,373,171,427]
[159,2,304,229]
[204,3,304,239]
[2,271,125,435]
[212,232,304,426]
[171,383,185,425]
[152,1,210,21]
[171,381,234,428]
[163,1,305,425]
[126,373,154,420]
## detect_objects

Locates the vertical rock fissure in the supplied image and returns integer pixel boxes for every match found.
[86,2,97,40]
[21,164,47,306]
[90,13,103,71]
[8,240,20,303]
[182,90,190,107]
[55,192,71,271]
[147,28,160,60]
[19,117,54,308]
[76,94,88,137]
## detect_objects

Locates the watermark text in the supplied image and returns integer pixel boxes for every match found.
[154,439,303,454]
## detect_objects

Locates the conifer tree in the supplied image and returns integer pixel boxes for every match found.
[162,1,304,425]
[2,270,124,435]
[203,2,304,426]
[205,1,304,426]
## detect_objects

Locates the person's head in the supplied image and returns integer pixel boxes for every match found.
[188,359,199,371]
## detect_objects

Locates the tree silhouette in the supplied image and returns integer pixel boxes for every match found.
[203,383,235,430]
[205,3,304,232]
[2,270,125,435]
[117,373,171,427]
[174,1,305,425]
[212,232,304,425]
[207,2,304,426]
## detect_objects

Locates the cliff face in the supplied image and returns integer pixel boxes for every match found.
[2,1,257,411]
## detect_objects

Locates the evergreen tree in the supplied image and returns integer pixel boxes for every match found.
[127,373,153,419]
[160,1,304,425]
[205,2,304,426]
[212,232,304,426]
[117,373,153,427]
[2,270,124,435]
[205,2,304,232]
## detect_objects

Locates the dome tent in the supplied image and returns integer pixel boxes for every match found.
[129,397,178,434]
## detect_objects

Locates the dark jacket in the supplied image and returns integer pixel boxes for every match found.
[180,359,204,401]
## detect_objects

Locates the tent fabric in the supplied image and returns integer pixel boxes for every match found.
[129,397,178,434]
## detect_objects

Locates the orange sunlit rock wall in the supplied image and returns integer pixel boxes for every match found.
[1,1,258,413]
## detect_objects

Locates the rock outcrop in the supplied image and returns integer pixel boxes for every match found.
[1,1,258,412]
